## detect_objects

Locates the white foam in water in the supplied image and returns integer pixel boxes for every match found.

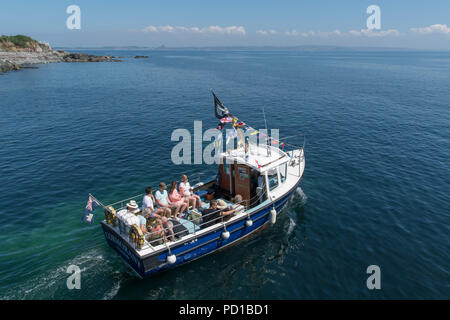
[287,217,296,236]
[102,271,123,300]
[296,187,308,205]
[1,247,117,300]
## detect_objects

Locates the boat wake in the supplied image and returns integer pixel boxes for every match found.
[284,187,307,237]
[287,217,296,236]
[1,247,122,300]
[295,187,308,206]
[102,273,123,300]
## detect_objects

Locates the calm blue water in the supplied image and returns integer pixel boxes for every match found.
[0,49,448,299]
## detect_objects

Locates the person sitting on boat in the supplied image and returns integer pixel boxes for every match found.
[126,200,140,214]
[143,207,175,241]
[201,199,236,229]
[116,200,140,226]
[220,195,244,221]
[155,182,183,218]
[136,211,149,234]
[168,181,189,217]
[149,218,166,246]
[231,194,245,213]
[142,186,170,218]
[179,174,202,209]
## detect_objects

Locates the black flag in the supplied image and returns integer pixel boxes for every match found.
[212,90,231,119]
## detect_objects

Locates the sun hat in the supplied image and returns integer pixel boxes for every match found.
[159,182,167,189]
[217,199,228,210]
[126,200,139,210]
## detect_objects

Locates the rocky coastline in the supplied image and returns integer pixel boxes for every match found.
[0,35,117,73]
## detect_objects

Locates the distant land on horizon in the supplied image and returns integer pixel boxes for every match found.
[53,44,426,52]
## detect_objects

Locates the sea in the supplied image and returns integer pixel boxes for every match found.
[0,49,448,299]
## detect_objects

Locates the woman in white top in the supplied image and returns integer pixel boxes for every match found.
[179,174,202,209]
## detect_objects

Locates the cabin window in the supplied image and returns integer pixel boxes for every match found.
[280,163,287,183]
[267,168,279,191]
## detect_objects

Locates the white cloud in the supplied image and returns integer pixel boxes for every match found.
[142,25,246,36]
[410,24,450,35]
[301,31,315,38]
[348,29,400,37]
[285,29,299,36]
[317,30,342,37]
[140,25,405,40]
[287,28,397,38]
[256,29,278,36]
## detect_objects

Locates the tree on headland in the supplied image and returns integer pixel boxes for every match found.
[0,35,36,48]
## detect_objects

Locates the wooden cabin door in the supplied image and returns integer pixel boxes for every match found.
[218,163,232,194]
[234,164,251,202]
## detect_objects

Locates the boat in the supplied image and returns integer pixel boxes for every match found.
[92,92,306,278]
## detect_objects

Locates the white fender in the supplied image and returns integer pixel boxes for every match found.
[270,208,277,224]
[221,230,230,240]
[167,254,177,264]
[246,219,253,227]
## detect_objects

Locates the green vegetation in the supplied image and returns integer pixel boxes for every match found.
[0,35,36,47]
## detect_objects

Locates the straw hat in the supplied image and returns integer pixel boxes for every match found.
[126,200,139,210]
[217,199,228,210]
[159,182,167,189]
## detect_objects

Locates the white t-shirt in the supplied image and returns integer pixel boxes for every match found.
[231,203,245,214]
[179,181,192,196]
[125,213,139,226]
[117,209,127,221]
[142,195,155,211]
[155,190,169,206]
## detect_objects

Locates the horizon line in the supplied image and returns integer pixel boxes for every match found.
[52,44,448,52]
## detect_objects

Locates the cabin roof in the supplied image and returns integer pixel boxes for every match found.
[216,142,290,172]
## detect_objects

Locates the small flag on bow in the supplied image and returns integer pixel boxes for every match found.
[82,195,99,224]
[219,116,233,124]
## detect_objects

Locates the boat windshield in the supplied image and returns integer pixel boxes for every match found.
[280,163,287,183]
[267,168,279,191]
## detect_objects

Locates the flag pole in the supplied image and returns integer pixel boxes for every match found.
[88,193,108,211]
[262,105,271,156]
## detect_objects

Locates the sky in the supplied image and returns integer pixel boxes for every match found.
[1,0,450,49]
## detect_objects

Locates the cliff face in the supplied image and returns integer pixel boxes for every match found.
[0,35,115,73]
[0,35,52,53]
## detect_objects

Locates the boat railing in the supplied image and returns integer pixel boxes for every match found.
[106,170,214,209]
[104,135,304,210]
[139,189,266,249]
[281,135,305,177]
[125,187,268,250]
[100,136,305,250]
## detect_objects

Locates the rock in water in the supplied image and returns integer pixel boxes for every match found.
[0,34,115,73]
[63,53,112,62]
[0,60,21,72]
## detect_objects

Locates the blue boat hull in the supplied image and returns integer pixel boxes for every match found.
[101,181,300,278]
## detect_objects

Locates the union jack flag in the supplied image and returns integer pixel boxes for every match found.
[82,195,99,224]
[219,116,233,124]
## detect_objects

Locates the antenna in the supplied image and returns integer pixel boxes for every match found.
[262,105,271,156]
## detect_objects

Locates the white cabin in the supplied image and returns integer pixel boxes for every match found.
[215,142,305,208]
